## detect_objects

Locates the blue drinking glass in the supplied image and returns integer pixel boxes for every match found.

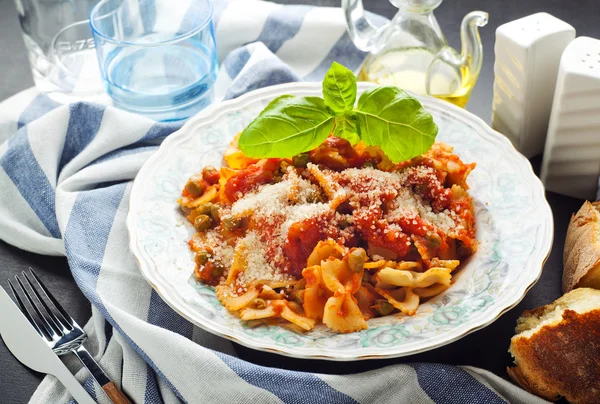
[90,0,217,121]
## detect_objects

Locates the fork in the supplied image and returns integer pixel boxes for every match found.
[9,269,131,404]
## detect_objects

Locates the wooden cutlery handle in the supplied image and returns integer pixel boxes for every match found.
[102,381,132,404]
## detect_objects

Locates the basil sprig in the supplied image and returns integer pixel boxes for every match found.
[238,62,438,163]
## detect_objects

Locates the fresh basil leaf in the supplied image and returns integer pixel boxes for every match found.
[334,115,360,145]
[238,95,335,158]
[322,62,357,115]
[354,87,438,162]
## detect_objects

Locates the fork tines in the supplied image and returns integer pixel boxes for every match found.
[8,269,73,341]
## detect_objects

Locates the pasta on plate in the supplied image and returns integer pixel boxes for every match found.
[177,135,476,333]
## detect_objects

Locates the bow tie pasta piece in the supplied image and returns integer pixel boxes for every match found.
[224,133,260,170]
[302,265,332,320]
[375,287,420,316]
[240,305,278,320]
[320,258,363,295]
[216,285,260,311]
[413,283,450,298]
[323,293,368,333]
[306,240,344,266]
[428,259,460,272]
[355,283,378,320]
[240,300,316,331]
[278,302,316,331]
[376,266,453,289]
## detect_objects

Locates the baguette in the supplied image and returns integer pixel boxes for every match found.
[563,200,600,292]
[508,288,600,403]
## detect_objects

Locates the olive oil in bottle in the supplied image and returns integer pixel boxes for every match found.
[358,48,475,108]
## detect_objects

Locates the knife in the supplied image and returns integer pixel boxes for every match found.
[0,285,96,404]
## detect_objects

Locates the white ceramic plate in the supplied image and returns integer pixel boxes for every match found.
[127,82,553,360]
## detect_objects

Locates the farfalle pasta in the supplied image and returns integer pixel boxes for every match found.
[178,135,476,333]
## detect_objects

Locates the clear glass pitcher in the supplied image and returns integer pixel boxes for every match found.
[342,0,487,107]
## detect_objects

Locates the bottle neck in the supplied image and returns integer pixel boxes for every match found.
[389,5,446,51]
[391,0,443,14]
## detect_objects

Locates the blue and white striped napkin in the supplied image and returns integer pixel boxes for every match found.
[0,1,547,403]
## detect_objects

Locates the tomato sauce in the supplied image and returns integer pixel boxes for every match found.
[404,165,452,211]
[310,137,368,170]
[224,158,280,202]
[283,214,340,277]
[353,207,411,258]
[195,262,219,286]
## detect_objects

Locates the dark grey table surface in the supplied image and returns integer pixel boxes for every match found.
[0,0,596,403]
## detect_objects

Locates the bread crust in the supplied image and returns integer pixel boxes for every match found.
[508,290,600,404]
[563,201,600,293]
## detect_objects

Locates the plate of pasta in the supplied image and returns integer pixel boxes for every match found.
[128,77,552,360]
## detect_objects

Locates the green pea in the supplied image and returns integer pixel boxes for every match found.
[193,203,211,215]
[194,214,212,232]
[347,248,367,273]
[211,264,225,278]
[338,218,351,229]
[363,161,377,168]
[426,233,441,248]
[202,166,218,177]
[290,290,305,305]
[185,175,205,197]
[372,299,394,316]
[457,239,470,256]
[292,153,310,168]
[195,251,211,266]
[222,216,242,231]
[209,204,220,221]
[307,192,326,204]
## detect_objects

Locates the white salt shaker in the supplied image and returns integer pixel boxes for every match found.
[541,37,600,200]
[492,13,575,158]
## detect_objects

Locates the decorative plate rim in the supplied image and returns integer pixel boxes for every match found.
[127,82,554,361]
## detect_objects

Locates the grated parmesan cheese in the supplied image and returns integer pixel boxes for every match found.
[193,158,473,290]
[235,231,291,286]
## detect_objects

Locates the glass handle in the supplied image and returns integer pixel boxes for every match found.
[426,11,488,97]
[425,47,461,96]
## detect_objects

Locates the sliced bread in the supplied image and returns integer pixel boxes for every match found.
[508,288,600,403]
